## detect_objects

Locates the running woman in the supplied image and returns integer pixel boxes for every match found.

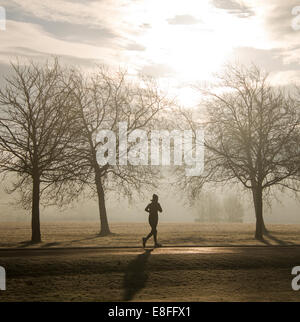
[142,194,162,248]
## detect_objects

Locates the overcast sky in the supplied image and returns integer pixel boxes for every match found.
[0,0,300,105]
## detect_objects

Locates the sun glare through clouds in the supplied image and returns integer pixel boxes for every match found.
[115,0,269,106]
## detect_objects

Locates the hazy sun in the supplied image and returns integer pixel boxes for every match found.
[120,0,267,105]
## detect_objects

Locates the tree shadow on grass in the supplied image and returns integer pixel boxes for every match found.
[18,240,40,247]
[123,249,153,301]
[257,231,296,246]
[50,234,104,247]
[17,234,106,248]
[41,242,62,248]
[258,238,271,246]
[263,231,295,246]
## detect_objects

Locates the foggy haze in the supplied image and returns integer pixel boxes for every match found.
[1,184,299,224]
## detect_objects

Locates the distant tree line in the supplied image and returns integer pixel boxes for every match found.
[194,192,244,223]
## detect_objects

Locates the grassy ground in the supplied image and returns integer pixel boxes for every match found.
[0,222,299,248]
[1,222,300,302]
[1,247,300,302]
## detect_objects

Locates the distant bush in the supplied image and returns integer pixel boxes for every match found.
[195,192,244,223]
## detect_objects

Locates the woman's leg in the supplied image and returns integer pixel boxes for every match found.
[145,216,154,241]
[153,227,158,245]
[145,230,153,240]
[145,224,157,241]
[144,215,158,245]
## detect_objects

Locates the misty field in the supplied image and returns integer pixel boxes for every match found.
[0,222,300,248]
[1,222,300,302]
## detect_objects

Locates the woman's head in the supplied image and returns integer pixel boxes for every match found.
[151,194,158,202]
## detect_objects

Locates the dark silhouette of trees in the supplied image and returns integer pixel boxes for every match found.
[178,64,300,240]
[0,60,78,243]
[66,68,168,236]
[5,59,298,242]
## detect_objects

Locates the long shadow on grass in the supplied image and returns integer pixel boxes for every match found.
[258,231,295,246]
[264,231,295,246]
[17,234,103,248]
[41,234,103,247]
[18,240,40,248]
[123,249,153,301]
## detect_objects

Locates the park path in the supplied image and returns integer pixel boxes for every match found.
[0,245,300,258]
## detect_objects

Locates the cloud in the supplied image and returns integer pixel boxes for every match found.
[228,46,300,88]
[6,8,118,47]
[139,63,175,78]
[212,0,255,18]
[0,0,151,66]
[125,42,146,51]
[2,0,112,27]
[0,47,109,89]
[269,70,300,86]
[0,46,104,67]
[258,0,299,40]
[281,46,300,65]
[139,23,151,29]
[0,0,299,90]
[230,46,300,71]
[167,14,201,25]
[0,20,117,65]
[242,0,300,65]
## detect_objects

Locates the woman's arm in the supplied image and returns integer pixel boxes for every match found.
[145,204,150,212]
[158,203,162,212]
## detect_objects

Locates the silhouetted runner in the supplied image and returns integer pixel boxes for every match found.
[142,194,162,248]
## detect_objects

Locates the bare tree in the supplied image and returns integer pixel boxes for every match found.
[66,67,169,236]
[0,60,78,243]
[178,64,300,240]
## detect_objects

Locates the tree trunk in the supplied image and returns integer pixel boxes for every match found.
[95,170,111,236]
[31,174,41,243]
[261,216,268,234]
[252,185,266,240]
